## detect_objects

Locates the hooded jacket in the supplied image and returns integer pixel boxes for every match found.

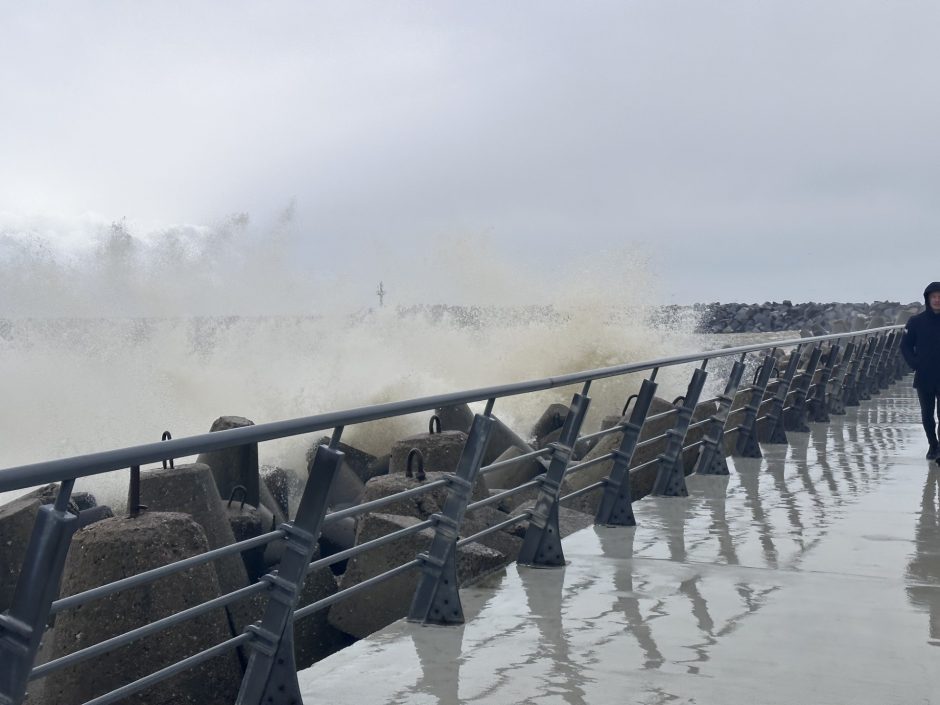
[901,282,940,390]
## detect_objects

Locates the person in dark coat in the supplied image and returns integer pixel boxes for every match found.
[901,282,940,460]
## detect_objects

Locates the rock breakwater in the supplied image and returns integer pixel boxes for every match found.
[690,300,920,335]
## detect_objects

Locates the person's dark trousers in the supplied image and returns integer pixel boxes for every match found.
[916,385,940,451]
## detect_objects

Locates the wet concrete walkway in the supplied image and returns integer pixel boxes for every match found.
[298,383,940,705]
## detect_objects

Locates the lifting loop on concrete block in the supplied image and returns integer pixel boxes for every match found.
[406,448,426,481]
[672,396,685,406]
[622,394,638,416]
[429,415,442,434]
[227,485,249,510]
[161,431,174,469]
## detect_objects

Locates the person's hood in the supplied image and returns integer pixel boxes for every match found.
[925,282,940,310]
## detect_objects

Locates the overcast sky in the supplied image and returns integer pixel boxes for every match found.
[2,1,938,307]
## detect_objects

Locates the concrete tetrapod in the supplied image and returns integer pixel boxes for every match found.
[42,512,242,705]
[136,462,260,639]
[0,496,41,615]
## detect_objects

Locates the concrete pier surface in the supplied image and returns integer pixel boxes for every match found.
[298,383,940,705]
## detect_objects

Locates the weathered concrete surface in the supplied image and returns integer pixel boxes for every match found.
[359,470,489,519]
[299,383,940,705]
[44,512,241,705]
[530,403,569,444]
[138,463,249,593]
[435,404,533,465]
[389,430,467,476]
[292,562,351,669]
[479,446,542,494]
[137,462,260,638]
[197,415,260,507]
[327,513,505,639]
[0,496,41,613]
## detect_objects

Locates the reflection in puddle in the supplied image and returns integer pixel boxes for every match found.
[907,467,940,647]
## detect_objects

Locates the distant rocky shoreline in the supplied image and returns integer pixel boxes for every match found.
[670,300,919,336]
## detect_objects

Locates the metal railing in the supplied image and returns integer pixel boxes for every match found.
[0,324,907,705]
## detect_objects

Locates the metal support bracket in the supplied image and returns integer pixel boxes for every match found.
[734,354,776,459]
[807,343,839,423]
[651,367,707,497]
[827,341,852,416]
[875,331,898,390]
[854,337,878,401]
[518,392,591,567]
[595,378,657,525]
[408,412,493,625]
[695,359,745,476]
[784,344,821,433]
[0,483,79,705]
[236,444,343,705]
[864,333,888,396]
[760,349,801,444]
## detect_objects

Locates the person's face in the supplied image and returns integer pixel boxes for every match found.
[930,291,940,312]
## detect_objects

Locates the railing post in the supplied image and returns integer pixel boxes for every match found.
[408,412,494,625]
[784,344,822,432]
[863,333,889,396]
[760,347,802,444]
[695,359,745,476]
[808,342,839,422]
[854,336,879,401]
[829,340,861,416]
[236,444,343,705]
[517,390,591,567]
[0,481,80,705]
[595,378,658,526]
[734,353,776,458]
[840,338,866,407]
[875,331,899,390]
[651,367,708,497]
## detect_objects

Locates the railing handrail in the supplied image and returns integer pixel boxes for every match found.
[0,325,902,493]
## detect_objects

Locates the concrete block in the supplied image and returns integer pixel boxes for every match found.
[359,470,488,521]
[327,513,504,639]
[0,496,41,613]
[43,512,242,705]
[530,403,569,443]
[196,415,259,507]
[389,430,467,476]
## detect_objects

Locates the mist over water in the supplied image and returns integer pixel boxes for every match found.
[1,212,709,509]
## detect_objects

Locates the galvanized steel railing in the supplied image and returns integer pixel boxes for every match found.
[0,324,907,705]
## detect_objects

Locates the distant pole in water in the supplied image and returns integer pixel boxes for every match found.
[376,281,386,307]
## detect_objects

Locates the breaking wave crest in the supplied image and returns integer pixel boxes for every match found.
[0,212,704,508]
